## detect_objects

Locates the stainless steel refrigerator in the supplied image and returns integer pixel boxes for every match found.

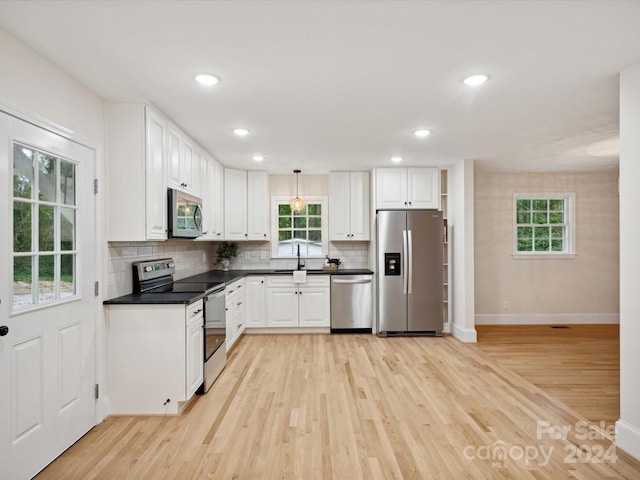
[377,210,443,336]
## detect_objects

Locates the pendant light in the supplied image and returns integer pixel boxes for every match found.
[290,169,305,212]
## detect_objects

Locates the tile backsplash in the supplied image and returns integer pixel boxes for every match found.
[106,240,371,299]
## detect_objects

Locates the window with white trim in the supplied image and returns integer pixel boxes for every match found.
[513,193,575,257]
[271,195,328,258]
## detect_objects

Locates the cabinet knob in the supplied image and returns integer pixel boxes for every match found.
[263,233,267,237]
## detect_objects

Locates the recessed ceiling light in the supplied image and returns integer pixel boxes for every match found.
[414,129,431,138]
[233,128,250,137]
[463,74,489,86]
[252,154,265,162]
[195,74,219,86]
[390,156,403,163]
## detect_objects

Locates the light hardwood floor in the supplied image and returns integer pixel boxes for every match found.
[475,324,620,425]
[37,333,639,479]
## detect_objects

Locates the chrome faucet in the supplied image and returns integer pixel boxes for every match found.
[297,244,305,270]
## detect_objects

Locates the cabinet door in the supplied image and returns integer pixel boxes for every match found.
[213,161,225,239]
[198,155,214,240]
[266,288,298,327]
[167,126,181,189]
[407,167,439,209]
[191,147,202,198]
[329,172,351,241]
[298,286,330,327]
[376,168,408,209]
[185,318,204,398]
[245,276,266,327]
[224,168,248,240]
[181,137,195,193]
[349,171,370,240]
[145,108,168,240]
[247,171,270,240]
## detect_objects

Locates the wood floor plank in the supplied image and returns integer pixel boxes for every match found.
[35,332,639,479]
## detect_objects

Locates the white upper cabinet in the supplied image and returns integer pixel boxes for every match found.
[407,168,439,208]
[224,169,269,241]
[167,124,198,196]
[376,167,439,209]
[105,103,167,241]
[212,162,225,239]
[329,171,370,241]
[224,169,248,240]
[247,171,270,240]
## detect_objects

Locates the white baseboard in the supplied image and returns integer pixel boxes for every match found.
[245,327,331,334]
[475,313,619,325]
[615,419,640,461]
[450,322,477,343]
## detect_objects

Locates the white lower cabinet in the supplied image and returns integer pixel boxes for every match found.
[106,299,204,415]
[186,305,204,398]
[245,276,266,327]
[225,278,245,349]
[266,275,330,327]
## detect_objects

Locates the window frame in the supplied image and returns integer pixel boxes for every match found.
[512,192,576,259]
[12,142,80,311]
[270,195,328,259]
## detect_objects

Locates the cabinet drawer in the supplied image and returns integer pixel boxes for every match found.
[186,299,204,326]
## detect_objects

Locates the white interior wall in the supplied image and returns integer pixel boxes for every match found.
[474,171,619,325]
[449,159,476,342]
[0,27,108,421]
[616,61,640,461]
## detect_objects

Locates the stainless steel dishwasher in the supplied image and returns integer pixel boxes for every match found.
[330,275,373,333]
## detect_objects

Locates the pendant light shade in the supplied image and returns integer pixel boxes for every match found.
[290,169,305,212]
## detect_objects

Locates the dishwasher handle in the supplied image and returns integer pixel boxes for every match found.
[332,278,372,284]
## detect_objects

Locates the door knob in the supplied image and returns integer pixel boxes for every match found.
[0,325,8,336]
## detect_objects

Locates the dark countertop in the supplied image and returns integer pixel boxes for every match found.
[180,268,373,283]
[104,268,374,305]
[103,291,207,305]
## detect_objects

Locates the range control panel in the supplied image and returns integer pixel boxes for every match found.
[133,258,176,281]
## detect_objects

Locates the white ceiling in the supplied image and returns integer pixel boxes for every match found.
[1,0,639,174]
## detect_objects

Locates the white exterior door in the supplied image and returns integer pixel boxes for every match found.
[0,112,97,479]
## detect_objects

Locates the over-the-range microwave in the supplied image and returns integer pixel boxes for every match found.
[168,188,203,239]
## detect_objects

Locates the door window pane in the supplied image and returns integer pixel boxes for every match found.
[38,153,57,202]
[60,254,75,298]
[13,145,34,199]
[14,256,34,307]
[59,161,76,205]
[39,205,55,251]
[13,201,32,252]
[39,255,55,303]
[60,208,75,251]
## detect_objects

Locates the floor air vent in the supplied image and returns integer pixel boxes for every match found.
[550,325,570,329]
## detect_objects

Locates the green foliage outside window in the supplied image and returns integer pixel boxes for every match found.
[516,198,566,253]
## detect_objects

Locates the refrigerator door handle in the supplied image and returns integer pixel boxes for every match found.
[408,229,413,294]
[402,229,408,294]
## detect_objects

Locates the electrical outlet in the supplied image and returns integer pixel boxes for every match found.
[244,251,251,260]
[503,300,510,310]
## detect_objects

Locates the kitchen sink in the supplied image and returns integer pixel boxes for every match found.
[271,269,326,273]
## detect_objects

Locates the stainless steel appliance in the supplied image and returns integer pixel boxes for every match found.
[377,210,443,336]
[131,258,226,392]
[168,188,203,238]
[330,275,373,333]
[200,286,226,392]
